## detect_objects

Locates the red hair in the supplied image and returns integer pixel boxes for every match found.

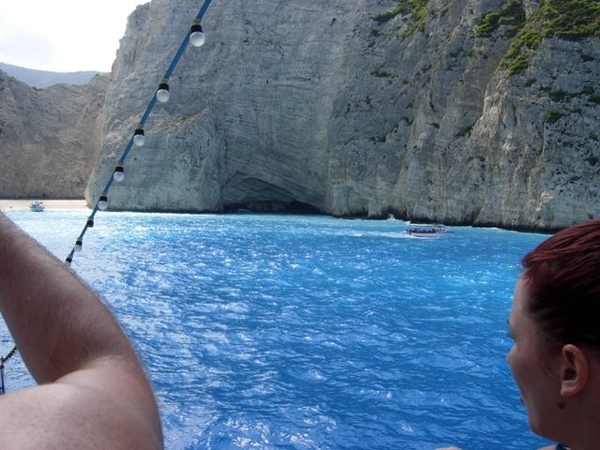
[522,219,600,348]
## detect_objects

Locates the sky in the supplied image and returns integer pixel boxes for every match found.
[0,0,147,73]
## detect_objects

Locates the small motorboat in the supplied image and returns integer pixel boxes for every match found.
[29,201,45,212]
[405,224,447,237]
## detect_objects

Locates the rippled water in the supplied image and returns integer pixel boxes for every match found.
[1,211,551,449]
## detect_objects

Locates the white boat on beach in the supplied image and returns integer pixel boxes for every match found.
[29,201,45,212]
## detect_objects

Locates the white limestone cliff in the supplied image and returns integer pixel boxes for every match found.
[0,71,109,198]
[83,0,600,231]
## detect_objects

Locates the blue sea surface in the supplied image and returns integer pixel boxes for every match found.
[1,211,552,449]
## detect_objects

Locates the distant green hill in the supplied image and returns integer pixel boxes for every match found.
[0,62,103,88]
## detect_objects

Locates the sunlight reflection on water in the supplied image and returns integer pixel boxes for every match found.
[1,211,550,449]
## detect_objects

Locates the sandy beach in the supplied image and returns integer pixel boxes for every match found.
[0,199,89,211]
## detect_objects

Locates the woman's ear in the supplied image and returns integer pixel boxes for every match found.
[560,344,589,396]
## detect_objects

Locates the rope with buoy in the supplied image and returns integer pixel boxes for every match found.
[0,0,214,394]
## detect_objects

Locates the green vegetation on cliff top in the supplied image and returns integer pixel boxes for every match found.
[375,0,599,74]
[375,0,600,39]
[477,0,600,39]
[373,0,429,36]
[477,0,600,74]
[475,0,526,38]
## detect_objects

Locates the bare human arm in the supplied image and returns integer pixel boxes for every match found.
[0,212,163,449]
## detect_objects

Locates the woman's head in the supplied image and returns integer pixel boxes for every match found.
[521,219,600,351]
[509,219,600,444]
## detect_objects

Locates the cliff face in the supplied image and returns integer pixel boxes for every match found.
[0,71,109,198]
[81,0,599,231]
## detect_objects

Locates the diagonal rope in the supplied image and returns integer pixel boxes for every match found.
[67,0,214,265]
[0,0,215,394]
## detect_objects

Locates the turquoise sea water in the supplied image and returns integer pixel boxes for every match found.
[1,210,552,449]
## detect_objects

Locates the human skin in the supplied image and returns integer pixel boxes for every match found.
[0,212,163,449]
